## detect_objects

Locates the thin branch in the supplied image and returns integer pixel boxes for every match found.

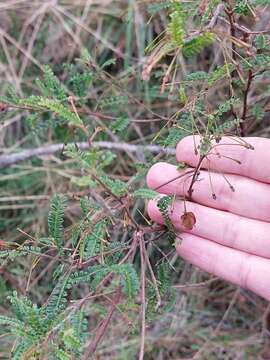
[206,4,225,30]
[139,231,146,360]
[187,155,206,200]
[241,69,253,136]
[0,141,176,169]
[82,288,122,359]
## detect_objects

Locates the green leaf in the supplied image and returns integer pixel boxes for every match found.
[98,174,128,197]
[208,64,235,85]
[45,274,71,319]
[36,65,67,101]
[157,196,176,242]
[80,220,107,260]
[252,105,265,122]
[185,71,208,82]
[182,32,215,58]
[110,264,139,299]
[48,194,67,249]
[19,96,83,126]
[132,188,158,200]
[55,349,71,360]
[63,328,81,351]
[101,58,116,69]
[255,34,267,50]
[110,116,130,133]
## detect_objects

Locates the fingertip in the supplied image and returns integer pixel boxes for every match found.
[146,162,168,189]
[175,232,196,253]
[176,135,200,163]
[147,198,163,224]
[175,233,215,270]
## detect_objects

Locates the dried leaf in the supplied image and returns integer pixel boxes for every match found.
[181,212,196,230]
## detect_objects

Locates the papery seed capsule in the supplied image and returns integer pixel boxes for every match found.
[0,103,8,112]
[181,212,196,230]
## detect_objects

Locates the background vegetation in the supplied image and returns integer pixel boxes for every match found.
[0,1,270,359]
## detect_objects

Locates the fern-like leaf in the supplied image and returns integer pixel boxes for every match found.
[48,195,67,249]
[36,65,67,101]
[132,188,158,200]
[80,220,107,260]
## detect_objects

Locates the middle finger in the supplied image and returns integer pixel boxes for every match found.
[147,162,270,222]
[148,198,270,259]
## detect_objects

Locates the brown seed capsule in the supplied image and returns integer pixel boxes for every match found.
[181,212,196,230]
[0,103,9,112]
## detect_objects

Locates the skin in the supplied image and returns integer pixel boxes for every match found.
[146,136,270,301]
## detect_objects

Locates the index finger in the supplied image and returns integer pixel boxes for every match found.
[176,136,270,184]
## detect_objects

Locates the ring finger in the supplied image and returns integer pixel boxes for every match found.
[148,197,270,259]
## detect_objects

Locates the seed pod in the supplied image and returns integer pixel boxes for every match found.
[0,103,8,112]
[181,212,196,230]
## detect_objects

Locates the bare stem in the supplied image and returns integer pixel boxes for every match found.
[82,288,122,359]
[0,141,175,169]
[139,231,146,360]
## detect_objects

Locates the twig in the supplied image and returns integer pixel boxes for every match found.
[206,4,225,30]
[0,141,175,169]
[192,288,240,359]
[218,15,270,35]
[144,252,162,310]
[173,277,219,289]
[138,231,146,360]
[241,69,253,136]
[82,288,122,359]
[187,155,206,200]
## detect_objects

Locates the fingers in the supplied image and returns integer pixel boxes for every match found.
[148,198,270,258]
[176,136,270,184]
[176,233,270,301]
[147,162,270,222]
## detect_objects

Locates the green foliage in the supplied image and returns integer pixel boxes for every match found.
[157,196,176,242]
[100,95,129,109]
[159,112,193,147]
[132,188,158,200]
[110,116,130,133]
[255,34,268,50]
[112,263,139,299]
[0,246,42,262]
[184,64,236,86]
[64,145,116,172]
[161,125,189,147]
[147,262,176,318]
[1,1,270,359]
[98,174,128,197]
[80,196,101,215]
[69,263,139,299]
[20,96,83,126]
[80,219,107,260]
[65,64,93,98]
[48,194,67,249]
[71,310,88,342]
[252,0,270,4]
[168,5,186,46]
[45,273,71,319]
[147,2,171,14]
[55,349,71,360]
[252,105,265,122]
[208,64,235,86]
[36,65,67,101]
[185,71,208,82]
[234,0,249,14]
[182,32,215,58]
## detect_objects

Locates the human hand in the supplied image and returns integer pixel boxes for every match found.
[147,136,270,301]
